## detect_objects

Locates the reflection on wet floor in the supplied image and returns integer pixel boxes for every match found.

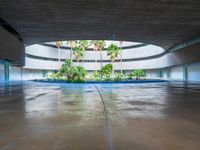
[0,81,200,150]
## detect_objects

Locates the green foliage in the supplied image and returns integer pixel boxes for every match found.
[72,66,87,81]
[59,60,73,73]
[52,59,87,82]
[55,41,62,48]
[100,64,113,78]
[126,70,145,80]
[59,60,74,79]
[92,40,106,51]
[72,40,90,62]
[115,73,125,81]
[107,44,120,62]
[48,72,57,80]
[127,73,134,79]
[49,41,147,82]
[90,71,101,80]
[133,69,145,80]
[72,44,84,62]
[79,40,90,51]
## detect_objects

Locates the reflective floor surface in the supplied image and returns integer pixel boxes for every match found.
[0,81,200,150]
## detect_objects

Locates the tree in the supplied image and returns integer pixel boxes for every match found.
[73,66,87,81]
[72,41,84,64]
[56,41,62,68]
[59,59,74,79]
[92,40,99,71]
[79,40,90,51]
[100,64,113,78]
[57,59,87,81]
[79,40,90,66]
[90,71,101,80]
[107,43,120,75]
[69,40,75,61]
[133,69,145,80]
[119,41,123,74]
[97,40,105,69]
[92,40,106,71]
[72,40,89,65]
[115,73,125,81]
[127,72,134,79]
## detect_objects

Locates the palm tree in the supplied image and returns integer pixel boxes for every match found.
[92,40,105,71]
[72,41,85,65]
[69,40,75,61]
[107,43,120,75]
[56,41,62,68]
[79,40,89,66]
[119,41,123,74]
[97,40,105,69]
[92,40,99,71]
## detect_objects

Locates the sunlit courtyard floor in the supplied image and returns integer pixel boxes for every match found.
[0,81,200,150]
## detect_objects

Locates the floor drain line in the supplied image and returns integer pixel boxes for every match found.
[26,88,61,101]
[94,85,113,150]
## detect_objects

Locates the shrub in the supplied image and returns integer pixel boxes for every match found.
[48,73,57,80]
[100,64,113,78]
[90,71,101,80]
[73,66,87,81]
[115,73,125,81]
[53,59,87,82]
[127,73,134,79]
[133,69,145,80]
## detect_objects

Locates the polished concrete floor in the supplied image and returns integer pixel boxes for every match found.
[0,81,200,150]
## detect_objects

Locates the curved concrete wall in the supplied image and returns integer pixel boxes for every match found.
[24,42,200,71]
[0,26,25,66]
[1,41,199,81]
[25,44,164,61]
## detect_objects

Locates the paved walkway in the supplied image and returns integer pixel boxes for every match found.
[0,81,200,150]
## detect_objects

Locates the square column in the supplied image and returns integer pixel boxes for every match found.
[157,69,162,78]
[183,64,188,81]
[4,63,9,81]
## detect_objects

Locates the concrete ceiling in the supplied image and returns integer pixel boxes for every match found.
[0,0,200,49]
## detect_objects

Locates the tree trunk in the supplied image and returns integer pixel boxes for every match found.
[95,51,98,72]
[82,55,84,67]
[120,46,123,74]
[76,57,80,65]
[100,50,103,69]
[58,47,61,68]
[70,48,73,61]
[112,60,114,75]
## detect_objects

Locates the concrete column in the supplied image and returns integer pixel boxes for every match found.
[144,70,147,77]
[157,69,161,78]
[21,67,23,80]
[167,68,171,79]
[183,64,188,81]
[4,62,9,81]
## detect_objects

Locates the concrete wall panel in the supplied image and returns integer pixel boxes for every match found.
[161,68,170,79]
[170,66,183,80]
[146,70,158,78]
[22,69,43,80]
[9,66,21,81]
[188,63,200,81]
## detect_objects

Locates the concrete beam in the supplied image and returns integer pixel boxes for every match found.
[0,26,25,66]
[0,1,200,49]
